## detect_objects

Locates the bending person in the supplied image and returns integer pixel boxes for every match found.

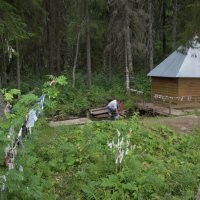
[107,99,122,120]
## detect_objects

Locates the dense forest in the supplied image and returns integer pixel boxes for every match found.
[1,0,200,199]
[0,0,199,90]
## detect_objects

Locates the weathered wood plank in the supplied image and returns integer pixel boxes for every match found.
[48,118,92,127]
[90,106,107,112]
[90,109,108,115]
[90,106,126,118]
[94,114,109,118]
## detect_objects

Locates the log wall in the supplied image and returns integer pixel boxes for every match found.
[151,77,200,107]
[152,77,178,97]
[178,78,200,96]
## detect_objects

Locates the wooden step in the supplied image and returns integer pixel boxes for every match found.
[90,109,108,115]
[90,106,107,112]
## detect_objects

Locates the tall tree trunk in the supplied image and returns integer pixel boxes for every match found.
[103,50,106,72]
[2,48,7,87]
[56,39,61,75]
[0,53,2,88]
[46,0,55,74]
[172,0,177,49]
[86,0,92,87]
[38,52,42,79]
[125,36,130,94]
[148,0,154,71]
[16,40,20,90]
[108,48,112,81]
[125,10,133,83]
[72,31,80,88]
[162,0,166,57]
[55,0,62,75]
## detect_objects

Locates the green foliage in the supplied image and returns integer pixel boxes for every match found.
[134,73,151,97]
[1,89,21,103]
[42,75,68,116]
[3,113,200,199]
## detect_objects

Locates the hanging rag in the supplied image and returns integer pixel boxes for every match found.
[37,94,46,110]
[26,109,38,128]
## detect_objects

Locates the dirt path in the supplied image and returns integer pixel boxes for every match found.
[48,118,92,127]
[142,115,200,134]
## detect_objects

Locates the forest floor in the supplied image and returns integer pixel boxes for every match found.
[48,113,200,135]
[142,114,200,134]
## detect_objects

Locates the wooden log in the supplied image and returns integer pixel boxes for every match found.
[93,114,109,118]
[90,106,107,112]
[90,108,108,115]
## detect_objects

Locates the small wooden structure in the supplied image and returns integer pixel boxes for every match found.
[89,106,126,119]
[148,36,200,109]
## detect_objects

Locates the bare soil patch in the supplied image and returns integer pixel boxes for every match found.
[142,115,200,134]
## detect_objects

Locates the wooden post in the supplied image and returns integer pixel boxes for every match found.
[169,99,172,115]
[195,96,197,113]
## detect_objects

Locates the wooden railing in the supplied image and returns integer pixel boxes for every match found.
[153,94,200,114]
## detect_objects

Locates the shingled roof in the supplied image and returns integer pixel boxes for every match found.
[148,36,200,78]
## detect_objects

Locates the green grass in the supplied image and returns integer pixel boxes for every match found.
[3,115,200,199]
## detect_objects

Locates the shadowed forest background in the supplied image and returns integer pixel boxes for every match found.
[0,0,199,91]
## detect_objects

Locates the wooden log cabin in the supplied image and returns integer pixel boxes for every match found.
[148,36,200,108]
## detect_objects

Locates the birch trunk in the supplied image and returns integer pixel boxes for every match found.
[72,31,80,88]
[124,11,133,91]
[125,36,130,94]
[125,11,133,78]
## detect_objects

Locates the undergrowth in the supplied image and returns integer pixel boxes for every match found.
[3,114,200,199]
